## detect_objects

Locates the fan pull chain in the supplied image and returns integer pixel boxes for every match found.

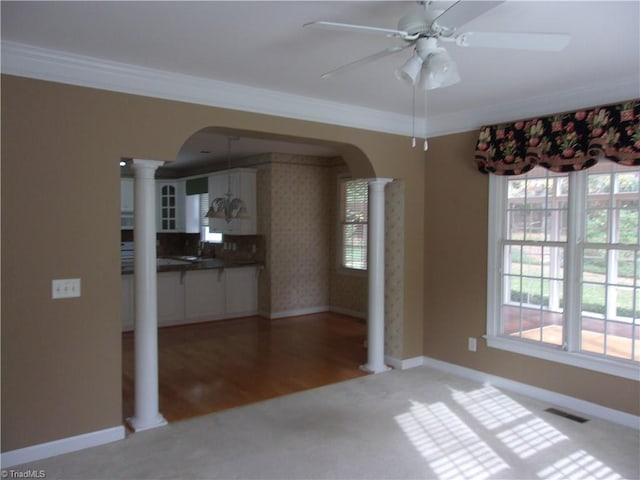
[411,85,416,148]
[424,92,429,151]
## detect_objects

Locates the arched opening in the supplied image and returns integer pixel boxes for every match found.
[121,126,400,425]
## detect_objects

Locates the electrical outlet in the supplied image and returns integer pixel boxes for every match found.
[468,337,477,352]
[52,278,81,299]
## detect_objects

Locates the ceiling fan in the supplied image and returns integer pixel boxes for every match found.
[303,1,570,91]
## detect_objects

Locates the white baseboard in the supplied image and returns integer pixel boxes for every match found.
[422,356,640,429]
[257,306,365,321]
[385,355,425,370]
[268,306,329,319]
[0,425,125,468]
[329,306,366,319]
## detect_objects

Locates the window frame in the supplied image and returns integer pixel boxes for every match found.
[338,176,368,274]
[486,166,639,380]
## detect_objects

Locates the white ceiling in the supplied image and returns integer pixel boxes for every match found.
[2,1,639,170]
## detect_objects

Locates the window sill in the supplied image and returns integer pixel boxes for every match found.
[485,335,639,381]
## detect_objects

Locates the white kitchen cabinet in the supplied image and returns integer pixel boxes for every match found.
[225,266,258,317]
[121,178,134,212]
[184,194,200,234]
[121,273,134,331]
[157,271,185,326]
[184,269,226,322]
[208,169,257,235]
[122,266,259,330]
[156,180,186,232]
[121,178,134,230]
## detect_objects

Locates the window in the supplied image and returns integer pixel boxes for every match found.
[340,178,368,271]
[200,193,222,243]
[487,160,639,379]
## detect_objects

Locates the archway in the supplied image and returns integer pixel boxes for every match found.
[125,126,400,429]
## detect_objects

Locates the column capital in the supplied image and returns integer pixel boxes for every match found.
[131,159,165,177]
[367,177,393,189]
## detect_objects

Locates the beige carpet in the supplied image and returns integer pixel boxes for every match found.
[8,366,640,479]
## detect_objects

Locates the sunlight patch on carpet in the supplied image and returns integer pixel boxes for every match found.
[451,385,531,430]
[395,400,509,479]
[537,449,622,480]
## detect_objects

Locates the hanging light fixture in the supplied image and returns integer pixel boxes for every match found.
[418,49,460,90]
[205,136,248,223]
[394,38,460,90]
[394,38,460,151]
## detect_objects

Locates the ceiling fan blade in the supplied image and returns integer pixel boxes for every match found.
[303,21,416,40]
[454,31,571,51]
[320,44,412,79]
[433,1,504,31]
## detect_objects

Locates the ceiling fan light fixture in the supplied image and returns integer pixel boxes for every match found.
[418,49,460,90]
[395,54,423,85]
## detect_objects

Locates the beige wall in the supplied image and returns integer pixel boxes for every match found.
[1,75,425,451]
[424,130,640,416]
[5,72,632,456]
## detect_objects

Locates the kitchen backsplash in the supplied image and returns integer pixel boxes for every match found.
[212,234,265,263]
[121,230,265,263]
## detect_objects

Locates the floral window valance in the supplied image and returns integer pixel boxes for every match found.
[475,100,640,175]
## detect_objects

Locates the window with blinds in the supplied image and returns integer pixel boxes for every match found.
[341,179,368,270]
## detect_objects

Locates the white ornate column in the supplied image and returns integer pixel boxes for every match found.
[362,178,393,374]
[128,159,167,432]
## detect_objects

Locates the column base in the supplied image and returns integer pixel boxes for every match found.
[360,363,392,374]
[126,414,168,433]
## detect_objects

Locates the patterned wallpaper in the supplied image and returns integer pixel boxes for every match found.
[255,154,339,317]
[270,157,333,313]
[255,156,272,315]
[384,179,405,360]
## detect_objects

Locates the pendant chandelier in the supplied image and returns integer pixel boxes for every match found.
[205,136,248,223]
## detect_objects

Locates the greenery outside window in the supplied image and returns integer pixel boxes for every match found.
[487,160,639,379]
[340,178,368,271]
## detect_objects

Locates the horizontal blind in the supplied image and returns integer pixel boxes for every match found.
[200,193,209,227]
[342,179,368,270]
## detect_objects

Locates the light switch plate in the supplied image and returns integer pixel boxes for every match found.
[468,337,477,352]
[52,278,81,299]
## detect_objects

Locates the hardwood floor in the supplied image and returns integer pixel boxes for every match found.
[122,312,368,424]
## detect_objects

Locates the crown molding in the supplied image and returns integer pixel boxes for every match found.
[429,76,640,138]
[2,41,638,139]
[1,41,413,136]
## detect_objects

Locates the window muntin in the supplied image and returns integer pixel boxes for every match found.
[502,170,568,346]
[580,164,639,361]
[340,179,368,271]
[489,160,640,377]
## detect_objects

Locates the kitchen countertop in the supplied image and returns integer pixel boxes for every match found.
[121,257,262,275]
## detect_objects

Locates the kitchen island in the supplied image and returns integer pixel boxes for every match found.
[121,257,262,330]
